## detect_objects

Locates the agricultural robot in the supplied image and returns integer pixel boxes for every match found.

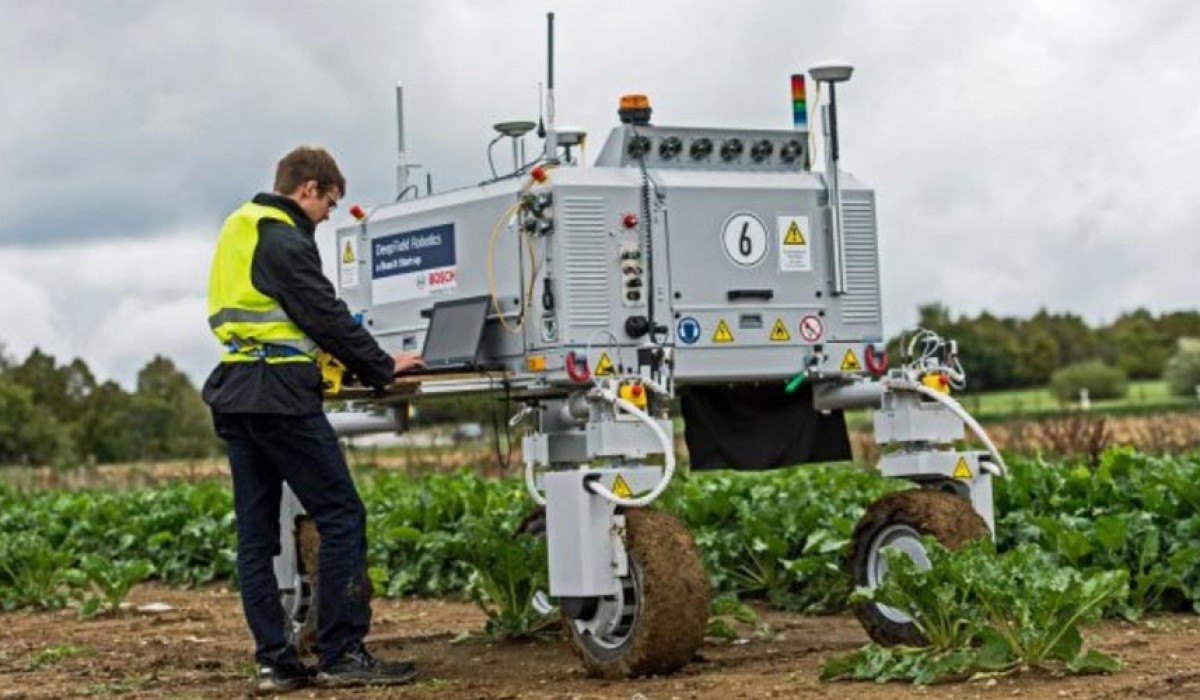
[273,13,1007,677]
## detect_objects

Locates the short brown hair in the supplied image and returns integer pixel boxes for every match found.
[274,146,346,197]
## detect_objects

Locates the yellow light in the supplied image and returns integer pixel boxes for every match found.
[526,355,547,372]
[620,94,650,110]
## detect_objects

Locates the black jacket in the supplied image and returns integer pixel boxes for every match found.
[202,193,393,414]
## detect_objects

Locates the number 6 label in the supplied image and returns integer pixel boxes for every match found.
[721,213,768,268]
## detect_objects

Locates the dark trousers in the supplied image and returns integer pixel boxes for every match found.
[213,411,371,668]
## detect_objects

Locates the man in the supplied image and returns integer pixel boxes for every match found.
[203,146,423,693]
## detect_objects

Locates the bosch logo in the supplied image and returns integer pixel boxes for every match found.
[428,269,456,285]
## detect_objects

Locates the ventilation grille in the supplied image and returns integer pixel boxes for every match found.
[560,196,610,329]
[841,197,881,325]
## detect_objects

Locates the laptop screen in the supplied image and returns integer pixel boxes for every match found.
[421,295,490,367]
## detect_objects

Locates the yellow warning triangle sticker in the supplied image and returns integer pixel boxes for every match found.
[594,352,615,376]
[342,241,355,263]
[612,474,633,498]
[953,456,973,480]
[784,221,807,245]
[713,319,734,343]
[840,348,863,372]
[770,318,791,342]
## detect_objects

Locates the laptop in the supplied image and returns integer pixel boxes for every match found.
[398,295,491,377]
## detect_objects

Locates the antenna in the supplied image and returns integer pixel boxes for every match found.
[537,82,546,139]
[809,60,855,295]
[395,83,423,199]
[544,12,557,158]
[396,82,407,196]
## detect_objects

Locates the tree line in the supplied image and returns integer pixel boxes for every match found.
[902,304,1200,392]
[0,347,216,467]
[2,305,1199,466]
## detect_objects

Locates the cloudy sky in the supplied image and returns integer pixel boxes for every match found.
[1,1,1197,387]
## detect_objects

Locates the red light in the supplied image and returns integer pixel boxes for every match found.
[939,375,949,387]
[349,204,366,221]
[530,166,548,183]
[631,384,643,397]
[622,213,639,229]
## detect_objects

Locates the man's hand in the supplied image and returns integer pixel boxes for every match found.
[392,351,426,375]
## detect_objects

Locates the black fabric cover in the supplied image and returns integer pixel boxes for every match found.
[680,383,851,470]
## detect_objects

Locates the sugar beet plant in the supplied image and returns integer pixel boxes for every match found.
[2,447,1199,644]
[996,447,1200,617]
[822,539,1127,684]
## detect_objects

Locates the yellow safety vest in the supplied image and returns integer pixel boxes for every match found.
[207,202,317,364]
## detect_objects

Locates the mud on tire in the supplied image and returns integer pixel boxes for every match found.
[563,508,711,679]
[288,516,374,657]
[847,488,988,647]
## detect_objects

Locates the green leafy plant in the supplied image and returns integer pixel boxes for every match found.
[823,539,1126,684]
[0,532,74,611]
[706,594,765,640]
[26,643,95,671]
[66,555,154,618]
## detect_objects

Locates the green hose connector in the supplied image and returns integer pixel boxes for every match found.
[785,370,808,394]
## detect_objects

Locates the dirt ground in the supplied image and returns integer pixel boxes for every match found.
[1,584,1199,699]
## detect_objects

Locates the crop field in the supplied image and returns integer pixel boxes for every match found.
[3,447,1200,697]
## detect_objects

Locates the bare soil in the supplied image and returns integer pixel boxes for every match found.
[2,584,1199,699]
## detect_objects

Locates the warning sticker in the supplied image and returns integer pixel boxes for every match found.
[953,457,973,480]
[339,237,359,288]
[713,319,734,343]
[799,315,823,343]
[770,318,791,342]
[594,353,615,376]
[612,474,633,498]
[777,215,811,272]
[840,348,863,372]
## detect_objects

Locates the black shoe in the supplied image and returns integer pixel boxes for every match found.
[254,656,314,695]
[316,644,417,688]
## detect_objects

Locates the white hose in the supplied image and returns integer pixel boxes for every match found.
[525,459,547,506]
[587,387,677,507]
[884,378,1007,477]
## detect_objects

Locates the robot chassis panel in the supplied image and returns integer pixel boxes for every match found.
[272,56,1008,674]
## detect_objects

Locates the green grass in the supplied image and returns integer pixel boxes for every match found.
[957,379,1190,419]
[846,379,1197,428]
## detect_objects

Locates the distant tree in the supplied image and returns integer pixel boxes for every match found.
[1025,310,1097,367]
[915,302,953,332]
[1164,339,1200,399]
[8,348,96,424]
[957,313,1021,391]
[1101,309,1171,379]
[1013,328,1060,387]
[0,383,70,465]
[1157,312,1200,347]
[132,356,216,459]
[75,381,140,464]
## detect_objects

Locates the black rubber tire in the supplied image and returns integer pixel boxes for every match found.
[288,516,374,657]
[847,489,988,646]
[290,516,320,656]
[563,509,711,679]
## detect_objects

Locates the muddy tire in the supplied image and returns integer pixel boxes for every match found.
[286,516,374,657]
[563,509,711,679]
[848,489,988,646]
[288,516,320,656]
